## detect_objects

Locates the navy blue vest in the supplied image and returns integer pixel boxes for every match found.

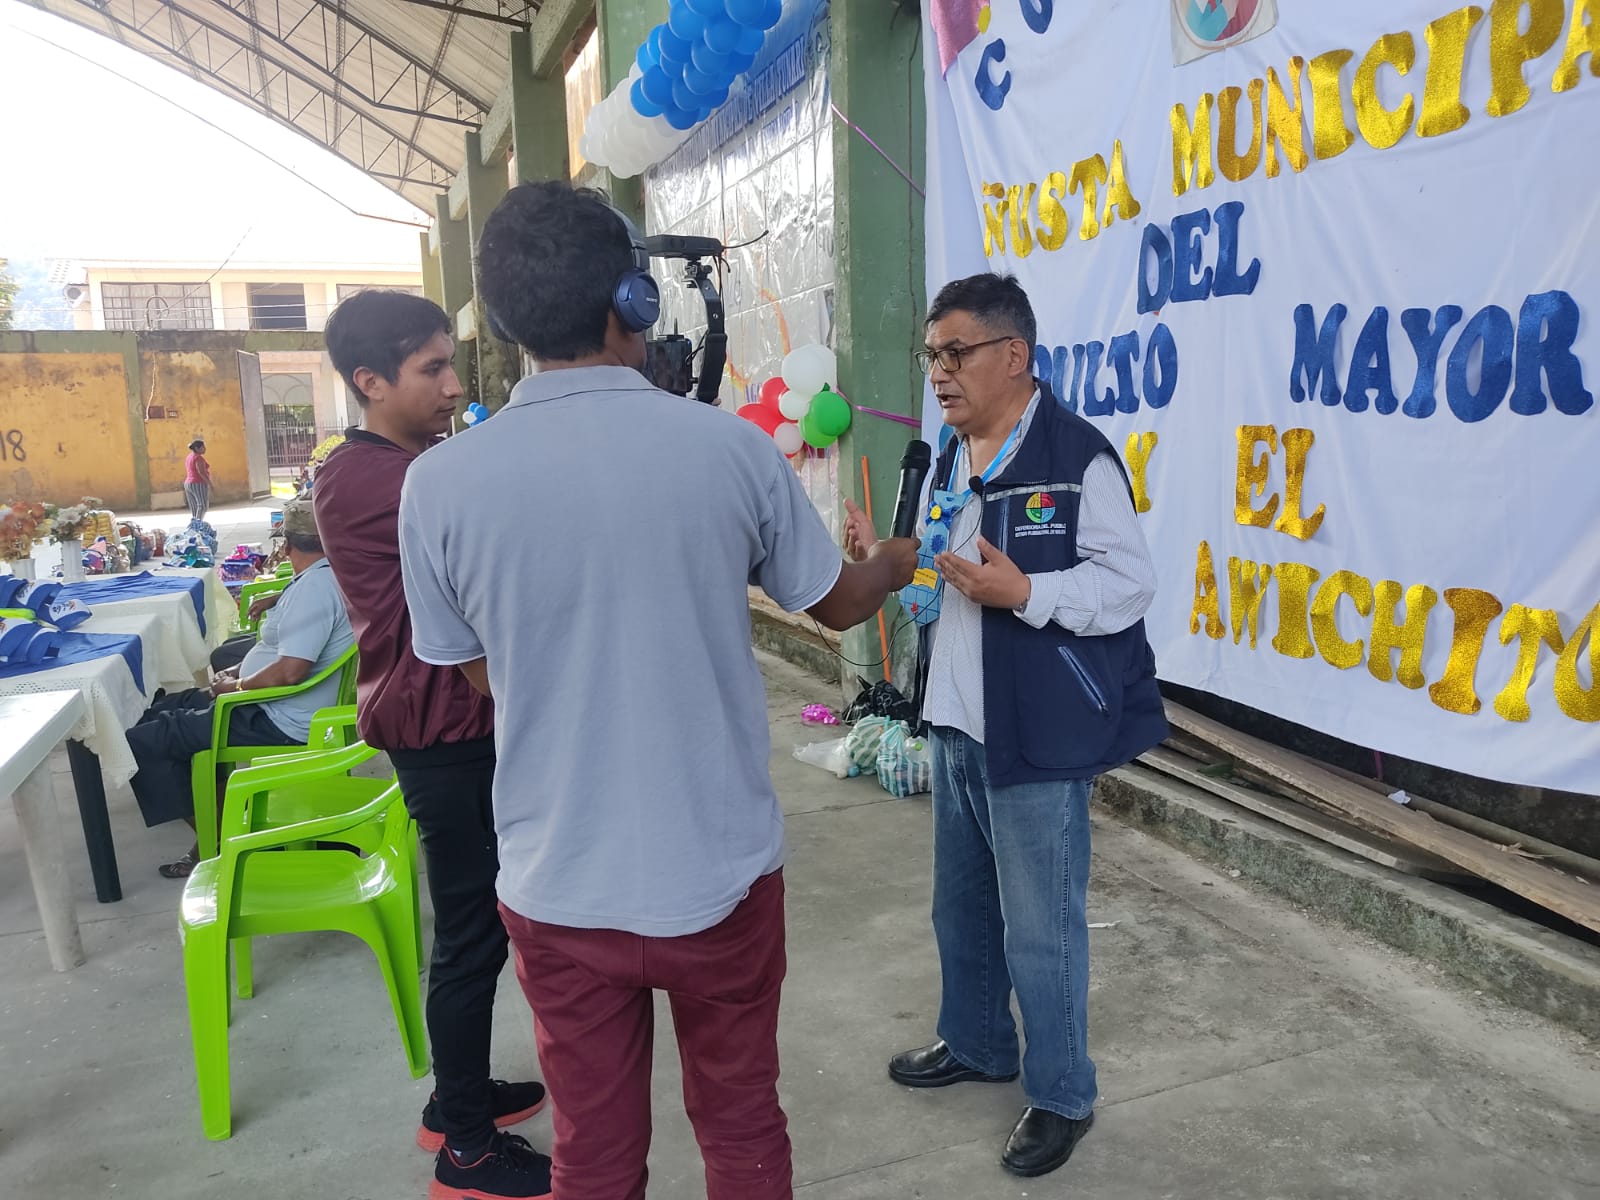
[925,381,1169,786]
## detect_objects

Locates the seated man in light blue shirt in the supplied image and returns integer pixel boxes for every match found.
[128,498,354,878]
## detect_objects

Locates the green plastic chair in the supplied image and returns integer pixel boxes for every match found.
[179,745,428,1141]
[225,735,413,1000]
[192,646,360,859]
[234,570,294,635]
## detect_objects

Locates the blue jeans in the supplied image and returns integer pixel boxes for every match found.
[930,726,1097,1119]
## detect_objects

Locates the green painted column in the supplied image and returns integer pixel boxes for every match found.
[595,0,659,221]
[434,194,478,409]
[419,232,444,307]
[462,130,518,411]
[508,28,571,184]
[832,0,927,688]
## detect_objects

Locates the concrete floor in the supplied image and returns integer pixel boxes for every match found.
[2,646,1598,1197]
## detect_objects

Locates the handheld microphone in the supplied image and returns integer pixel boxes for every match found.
[892,440,933,539]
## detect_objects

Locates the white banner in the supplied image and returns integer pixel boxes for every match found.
[922,0,1600,793]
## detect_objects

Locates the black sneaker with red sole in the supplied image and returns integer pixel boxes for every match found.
[429,1131,553,1200]
[417,1079,548,1152]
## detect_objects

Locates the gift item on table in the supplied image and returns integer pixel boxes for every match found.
[220,542,267,584]
[120,520,153,565]
[90,535,131,575]
[10,581,94,631]
[165,519,218,568]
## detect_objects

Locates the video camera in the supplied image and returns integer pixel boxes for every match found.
[642,233,740,406]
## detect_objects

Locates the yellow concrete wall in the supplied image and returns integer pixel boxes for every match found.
[140,350,250,504]
[0,352,139,509]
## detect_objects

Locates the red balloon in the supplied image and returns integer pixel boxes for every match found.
[738,403,784,435]
[757,377,788,410]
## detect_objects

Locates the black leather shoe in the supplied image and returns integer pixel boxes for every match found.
[1001,1107,1095,1177]
[887,1041,1018,1088]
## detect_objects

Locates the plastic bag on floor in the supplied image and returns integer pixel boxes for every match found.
[876,721,933,798]
[845,715,892,771]
[793,738,857,780]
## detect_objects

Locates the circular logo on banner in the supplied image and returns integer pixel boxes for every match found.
[1025,493,1056,524]
[1175,0,1261,46]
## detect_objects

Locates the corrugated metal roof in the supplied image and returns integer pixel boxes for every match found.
[28,0,531,209]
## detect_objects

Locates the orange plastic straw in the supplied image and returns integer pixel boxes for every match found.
[860,456,892,681]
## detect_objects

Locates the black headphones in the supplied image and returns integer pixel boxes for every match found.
[610,206,661,334]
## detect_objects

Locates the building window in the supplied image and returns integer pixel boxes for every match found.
[335,284,423,301]
[101,282,214,331]
[248,283,309,330]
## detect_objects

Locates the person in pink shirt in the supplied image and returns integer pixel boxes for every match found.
[184,438,212,521]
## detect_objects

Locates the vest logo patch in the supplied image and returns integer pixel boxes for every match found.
[1024,492,1056,523]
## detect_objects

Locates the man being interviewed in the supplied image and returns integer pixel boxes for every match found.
[845,273,1169,1181]
[317,290,549,1200]
[398,181,917,1200]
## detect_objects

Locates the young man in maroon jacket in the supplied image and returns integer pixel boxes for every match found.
[319,290,550,1200]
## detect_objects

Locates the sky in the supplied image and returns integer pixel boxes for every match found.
[0,0,429,272]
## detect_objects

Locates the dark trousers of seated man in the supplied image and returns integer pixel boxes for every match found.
[127,689,297,830]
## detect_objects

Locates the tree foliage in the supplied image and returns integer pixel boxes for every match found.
[0,258,18,332]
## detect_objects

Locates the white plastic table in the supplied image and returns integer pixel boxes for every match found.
[1,691,89,970]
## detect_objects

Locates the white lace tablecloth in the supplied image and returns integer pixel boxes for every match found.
[79,609,199,692]
[0,653,151,789]
[80,590,210,691]
[155,566,235,648]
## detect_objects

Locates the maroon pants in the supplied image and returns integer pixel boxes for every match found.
[499,870,792,1200]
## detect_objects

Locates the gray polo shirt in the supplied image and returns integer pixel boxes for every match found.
[240,556,354,741]
[399,367,842,937]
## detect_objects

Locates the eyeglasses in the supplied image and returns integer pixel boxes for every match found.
[914,336,1018,375]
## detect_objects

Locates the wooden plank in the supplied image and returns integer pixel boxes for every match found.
[1163,701,1600,935]
[1139,747,1473,882]
[1289,752,1600,884]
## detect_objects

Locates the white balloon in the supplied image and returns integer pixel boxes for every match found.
[773,422,804,457]
[777,388,811,420]
[781,344,837,398]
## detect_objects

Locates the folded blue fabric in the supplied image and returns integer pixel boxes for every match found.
[0,624,144,692]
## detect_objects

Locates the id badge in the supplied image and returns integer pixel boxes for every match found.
[898,488,961,626]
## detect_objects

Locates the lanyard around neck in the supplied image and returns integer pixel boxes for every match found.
[947,417,1023,510]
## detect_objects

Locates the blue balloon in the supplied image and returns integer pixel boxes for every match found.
[664,105,700,130]
[725,0,767,28]
[671,77,703,112]
[640,66,674,108]
[631,77,666,118]
[703,17,741,54]
[657,27,693,66]
[667,3,708,42]
[699,85,730,110]
[760,0,784,29]
[686,0,724,14]
[691,40,733,76]
[647,26,664,57]
[735,25,765,55]
[725,49,757,75]
[688,65,731,95]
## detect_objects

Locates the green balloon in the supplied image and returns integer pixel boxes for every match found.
[799,409,836,449]
[809,388,852,437]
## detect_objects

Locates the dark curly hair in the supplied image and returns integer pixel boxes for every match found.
[476,181,637,361]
